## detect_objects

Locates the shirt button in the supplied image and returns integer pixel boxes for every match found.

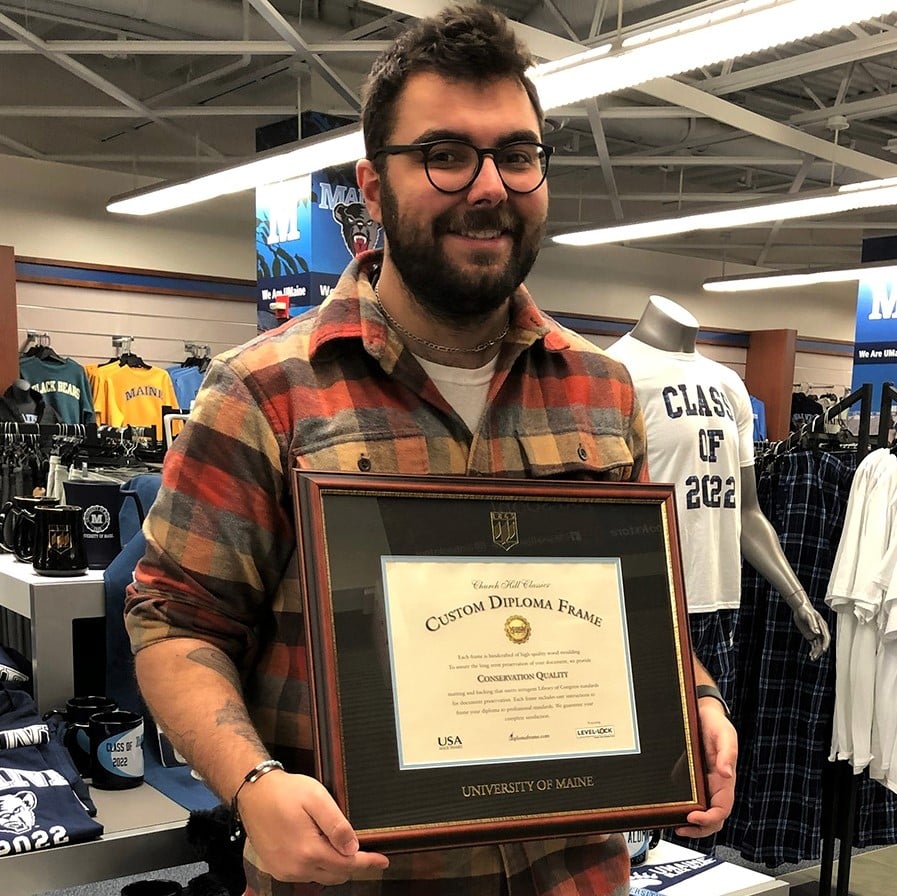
[357,456,372,472]
[577,446,588,461]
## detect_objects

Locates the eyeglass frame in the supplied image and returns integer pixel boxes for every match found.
[370,139,554,195]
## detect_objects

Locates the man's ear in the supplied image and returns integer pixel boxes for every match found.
[356,158,383,224]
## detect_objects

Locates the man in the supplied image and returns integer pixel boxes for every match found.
[126,6,736,895]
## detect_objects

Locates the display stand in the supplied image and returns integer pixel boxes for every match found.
[2,783,193,895]
[0,552,106,714]
[0,555,197,893]
[816,381,886,896]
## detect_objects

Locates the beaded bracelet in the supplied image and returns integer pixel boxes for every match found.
[229,759,285,841]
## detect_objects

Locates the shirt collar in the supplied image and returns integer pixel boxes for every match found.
[307,248,571,360]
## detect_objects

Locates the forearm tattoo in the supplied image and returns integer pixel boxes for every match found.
[184,647,265,753]
[186,646,242,691]
[216,699,267,754]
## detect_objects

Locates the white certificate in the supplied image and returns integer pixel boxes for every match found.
[380,557,639,769]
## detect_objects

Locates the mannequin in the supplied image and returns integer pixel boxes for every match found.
[607,296,829,664]
[0,378,56,425]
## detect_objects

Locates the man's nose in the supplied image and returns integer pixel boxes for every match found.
[466,155,508,204]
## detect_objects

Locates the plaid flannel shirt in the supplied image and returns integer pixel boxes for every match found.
[127,250,646,896]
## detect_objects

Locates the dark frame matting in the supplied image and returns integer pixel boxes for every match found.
[293,472,706,852]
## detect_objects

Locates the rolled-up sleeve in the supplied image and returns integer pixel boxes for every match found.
[125,356,295,666]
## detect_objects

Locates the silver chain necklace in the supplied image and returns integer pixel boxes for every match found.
[373,286,509,354]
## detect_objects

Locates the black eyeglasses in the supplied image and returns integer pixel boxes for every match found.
[371,139,553,194]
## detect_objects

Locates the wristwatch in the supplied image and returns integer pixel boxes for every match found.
[697,684,731,720]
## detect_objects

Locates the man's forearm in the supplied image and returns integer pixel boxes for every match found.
[135,638,269,803]
[692,653,716,688]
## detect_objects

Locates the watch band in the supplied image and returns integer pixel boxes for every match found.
[697,683,731,719]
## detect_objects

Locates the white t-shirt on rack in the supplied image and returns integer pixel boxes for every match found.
[606,334,755,613]
[826,448,897,772]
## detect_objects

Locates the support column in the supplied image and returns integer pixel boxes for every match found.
[0,246,18,392]
[744,328,797,441]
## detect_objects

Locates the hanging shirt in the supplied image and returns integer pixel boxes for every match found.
[606,334,755,613]
[90,363,178,430]
[827,449,897,773]
[166,365,205,410]
[18,356,94,425]
[750,395,767,442]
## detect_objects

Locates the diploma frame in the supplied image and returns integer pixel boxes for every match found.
[293,471,707,852]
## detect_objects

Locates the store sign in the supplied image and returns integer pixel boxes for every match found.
[256,168,382,332]
[850,273,897,397]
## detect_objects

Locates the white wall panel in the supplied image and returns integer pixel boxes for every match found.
[16,281,256,369]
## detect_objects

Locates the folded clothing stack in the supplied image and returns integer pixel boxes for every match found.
[0,647,103,857]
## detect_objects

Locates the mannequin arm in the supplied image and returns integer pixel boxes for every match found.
[739,467,830,660]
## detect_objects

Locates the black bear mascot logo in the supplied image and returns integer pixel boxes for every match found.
[332,202,382,257]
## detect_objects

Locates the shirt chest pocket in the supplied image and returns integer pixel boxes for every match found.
[290,426,432,475]
[517,431,635,481]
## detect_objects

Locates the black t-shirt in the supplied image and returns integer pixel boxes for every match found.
[0,383,58,425]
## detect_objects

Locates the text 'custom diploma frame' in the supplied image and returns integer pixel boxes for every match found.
[293,472,707,852]
[382,557,638,768]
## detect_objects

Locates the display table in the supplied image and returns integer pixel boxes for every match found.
[638,840,788,895]
[0,554,196,893]
[0,552,106,714]
[3,781,195,895]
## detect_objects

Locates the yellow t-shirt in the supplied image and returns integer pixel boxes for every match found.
[91,363,178,430]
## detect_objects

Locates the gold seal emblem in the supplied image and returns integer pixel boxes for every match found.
[504,615,531,645]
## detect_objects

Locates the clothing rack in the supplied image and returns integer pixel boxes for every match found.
[0,422,160,455]
[1,421,91,441]
[817,381,882,896]
[760,384,872,468]
[876,381,897,449]
[112,335,133,356]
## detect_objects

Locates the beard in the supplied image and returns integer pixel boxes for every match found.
[379,176,545,325]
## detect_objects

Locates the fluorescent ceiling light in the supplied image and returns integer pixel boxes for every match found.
[531,0,897,110]
[621,0,776,48]
[108,0,897,215]
[553,181,897,246]
[704,261,897,292]
[107,125,365,216]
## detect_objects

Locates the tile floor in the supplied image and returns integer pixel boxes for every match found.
[777,844,897,895]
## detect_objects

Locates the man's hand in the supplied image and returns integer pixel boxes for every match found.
[675,699,737,839]
[239,770,390,885]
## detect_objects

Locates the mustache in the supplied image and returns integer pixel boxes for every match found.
[434,207,521,236]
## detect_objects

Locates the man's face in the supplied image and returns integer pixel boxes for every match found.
[369,72,548,323]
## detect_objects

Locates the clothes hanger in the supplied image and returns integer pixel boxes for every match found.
[23,334,66,364]
[118,351,152,369]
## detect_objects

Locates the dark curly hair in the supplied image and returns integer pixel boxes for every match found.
[361,4,543,163]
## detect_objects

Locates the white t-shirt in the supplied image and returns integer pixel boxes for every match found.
[826,449,897,772]
[415,354,498,434]
[606,334,755,613]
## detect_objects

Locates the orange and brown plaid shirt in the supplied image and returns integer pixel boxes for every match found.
[127,250,646,896]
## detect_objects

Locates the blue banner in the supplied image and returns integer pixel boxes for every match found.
[850,273,897,398]
[256,166,382,331]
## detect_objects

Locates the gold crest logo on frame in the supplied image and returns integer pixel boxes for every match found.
[490,511,519,551]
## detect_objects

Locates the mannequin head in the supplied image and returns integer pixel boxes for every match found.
[629,295,699,354]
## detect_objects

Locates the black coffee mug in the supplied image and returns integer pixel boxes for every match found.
[44,695,118,775]
[22,504,88,575]
[63,480,146,569]
[1,496,59,557]
[89,710,145,790]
